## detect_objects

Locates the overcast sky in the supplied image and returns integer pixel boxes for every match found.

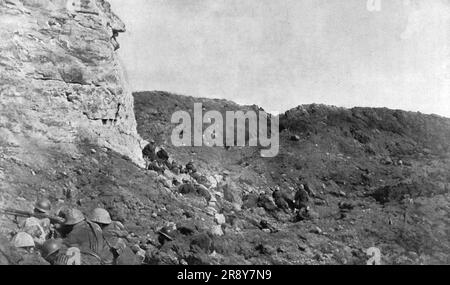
[109,0,450,117]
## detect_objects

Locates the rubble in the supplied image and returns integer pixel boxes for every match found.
[214,214,226,225]
[210,225,224,237]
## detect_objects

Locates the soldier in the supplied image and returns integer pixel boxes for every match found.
[11,232,47,265]
[292,184,313,221]
[12,232,35,252]
[191,172,202,182]
[142,140,157,169]
[156,147,170,162]
[186,160,197,174]
[157,226,174,246]
[34,198,52,216]
[338,202,355,219]
[259,220,278,233]
[293,206,313,222]
[180,165,188,174]
[61,208,106,265]
[21,199,54,245]
[402,194,414,224]
[294,184,310,211]
[90,208,140,265]
[170,160,180,175]
[257,193,278,213]
[179,183,196,195]
[41,239,70,265]
[273,186,295,212]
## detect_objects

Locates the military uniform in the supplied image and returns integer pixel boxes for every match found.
[45,245,71,265]
[156,148,169,162]
[179,183,196,195]
[143,143,157,170]
[63,221,107,265]
[142,143,156,161]
[273,189,295,211]
[49,253,70,265]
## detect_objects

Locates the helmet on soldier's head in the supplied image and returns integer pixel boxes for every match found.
[34,198,51,214]
[90,208,112,225]
[64,209,85,226]
[13,232,35,248]
[42,239,63,258]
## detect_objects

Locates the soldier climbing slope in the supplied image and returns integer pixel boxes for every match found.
[294,184,310,211]
[142,140,157,169]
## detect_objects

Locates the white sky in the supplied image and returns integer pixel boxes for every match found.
[109,0,450,117]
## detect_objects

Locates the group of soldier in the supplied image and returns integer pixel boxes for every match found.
[270,182,322,222]
[143,140,197,176]
[3,140,198,265]
[143,139,319,223]
[9,199,143,265]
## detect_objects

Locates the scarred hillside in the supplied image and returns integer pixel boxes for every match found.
[0,0,449,265]
[2,86,450,264]
[133,91,450,264]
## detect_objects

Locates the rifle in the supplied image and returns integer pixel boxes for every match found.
[0,207,65,225]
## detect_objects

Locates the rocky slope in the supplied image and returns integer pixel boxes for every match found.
[0,0,449,265]
[132,91,450,265]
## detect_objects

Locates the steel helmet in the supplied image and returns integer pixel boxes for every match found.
[34,198,51,214]
[13,232,35,248]
[90,208,112,225]
[41,239,63,258]
[64,209,85,226]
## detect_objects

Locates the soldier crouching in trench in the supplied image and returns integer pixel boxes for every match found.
[57,208,108,265]
[4,198,144,265]
[89,208,140,265]
[56,208,141,265]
